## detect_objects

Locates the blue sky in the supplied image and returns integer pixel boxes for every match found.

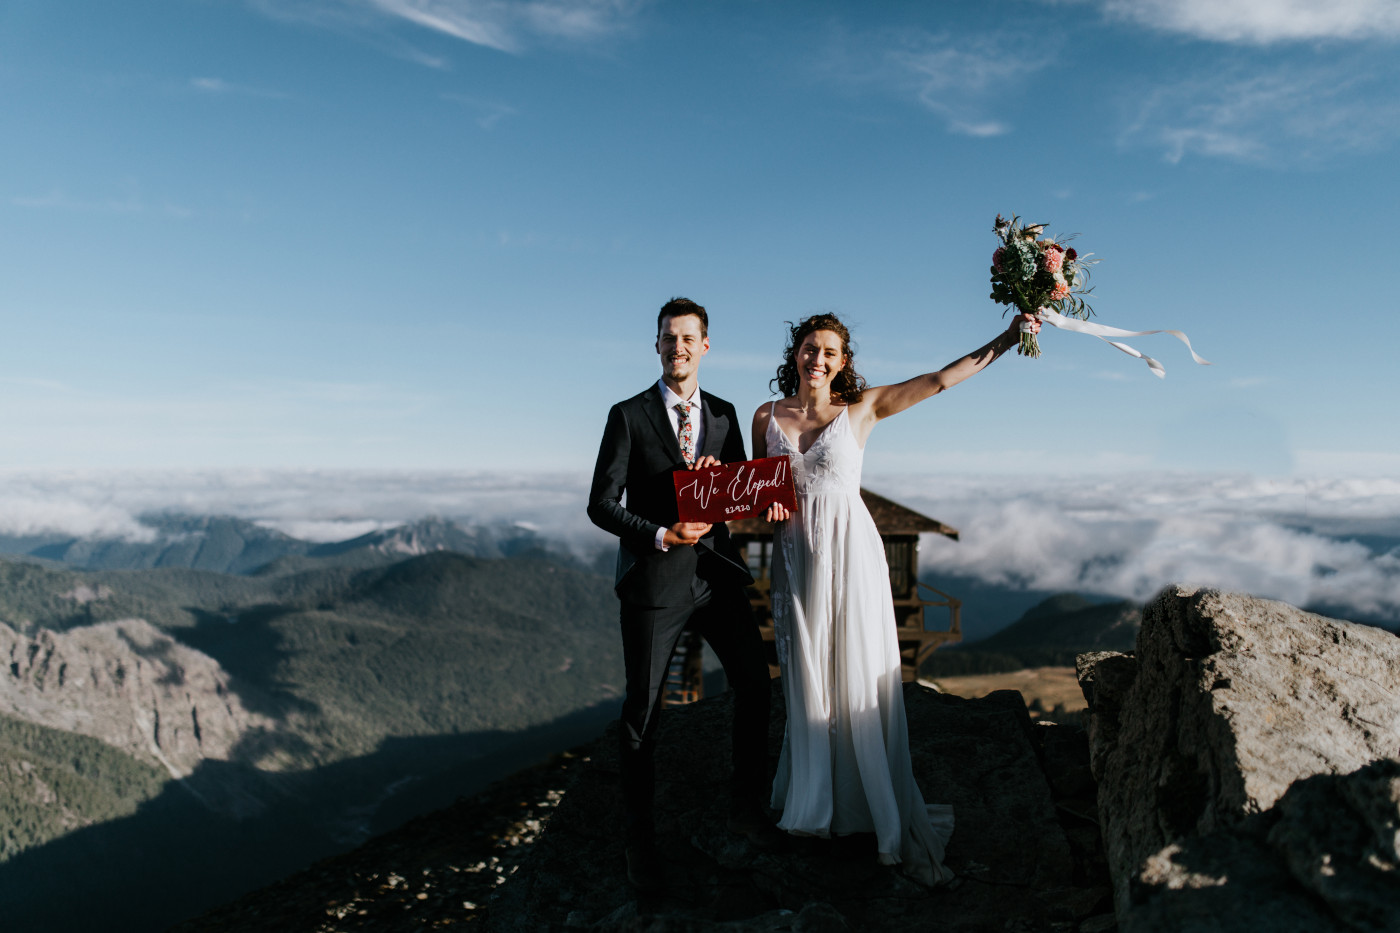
[2,0,1398,475]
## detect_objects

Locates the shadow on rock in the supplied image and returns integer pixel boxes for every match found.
[0,700,621,933]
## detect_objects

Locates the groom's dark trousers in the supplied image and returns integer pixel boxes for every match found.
[587,383,772,846]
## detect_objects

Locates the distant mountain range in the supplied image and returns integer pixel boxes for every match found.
[923,593,1142,677]
[0,514,605,576]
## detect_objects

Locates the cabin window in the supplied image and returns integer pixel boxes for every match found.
[884,539,914,598]
[746,540,770,580]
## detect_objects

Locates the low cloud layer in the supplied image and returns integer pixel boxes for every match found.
[2,470,1398,623]
[877,473,1400,623]
[0,469,601,544]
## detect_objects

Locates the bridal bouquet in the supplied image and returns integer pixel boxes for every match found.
[990,213,1096,358]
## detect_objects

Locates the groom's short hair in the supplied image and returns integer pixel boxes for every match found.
[657,297,708,338]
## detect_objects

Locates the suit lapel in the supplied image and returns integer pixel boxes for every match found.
[641,384,686,465]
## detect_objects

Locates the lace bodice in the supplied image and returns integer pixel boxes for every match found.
[766,404,863,497]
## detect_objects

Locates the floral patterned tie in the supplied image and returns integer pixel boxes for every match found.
[675,401,695,465]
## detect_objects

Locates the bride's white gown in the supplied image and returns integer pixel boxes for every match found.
[767,405,955,885]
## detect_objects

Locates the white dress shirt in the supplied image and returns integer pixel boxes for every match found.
[655,379,703,551]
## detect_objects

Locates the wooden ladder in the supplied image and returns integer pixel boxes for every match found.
[662,630,705,706]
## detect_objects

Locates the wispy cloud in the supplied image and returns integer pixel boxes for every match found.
[11,186,192,218]
[189,76,289,99]
[13,190,144,214]
[367,0,516,50]
[818,27,1046,137]
[441,92,518,128]
[249,0,644,57]
[889,34,1040,136]
[1099,0,1400,44]
[1119,60,1400,164]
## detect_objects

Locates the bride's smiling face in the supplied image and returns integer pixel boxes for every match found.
[797,330,847,392]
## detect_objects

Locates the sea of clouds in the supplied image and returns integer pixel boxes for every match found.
[2,470,1398,624]
[875,473,1400,624]
[0,470,599,543]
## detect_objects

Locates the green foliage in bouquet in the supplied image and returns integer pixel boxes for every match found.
[990,213,1097,357]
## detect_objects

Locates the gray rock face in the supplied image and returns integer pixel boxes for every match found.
[0,618,271,782]
[1078,586,1400,931]
[1075,651,1138,783]
[490,684,1111,932]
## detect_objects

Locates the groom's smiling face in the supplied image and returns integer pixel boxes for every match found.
[656,313,709,383]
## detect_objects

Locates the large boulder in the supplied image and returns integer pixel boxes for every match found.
[1078,586,1400,931]
[489,683,1109,931]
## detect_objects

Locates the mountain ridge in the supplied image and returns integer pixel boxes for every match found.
[0,514,595,577]
[923,593,1142,678]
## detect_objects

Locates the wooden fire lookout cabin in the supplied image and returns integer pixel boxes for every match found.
[663,488,964,706]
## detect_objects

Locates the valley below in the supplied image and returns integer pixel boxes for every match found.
[0,518,625,932]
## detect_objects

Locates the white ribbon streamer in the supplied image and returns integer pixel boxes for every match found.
[1021,307,1211,379]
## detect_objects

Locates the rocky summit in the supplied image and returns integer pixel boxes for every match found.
[1078,586,1400,932]
[488,685,1112,932]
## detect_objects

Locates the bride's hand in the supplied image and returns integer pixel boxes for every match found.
[764,503,790,523]
[1009,311,1041,336]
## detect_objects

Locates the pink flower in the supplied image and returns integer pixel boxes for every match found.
[1049,281,1071,301]
[1041,243,1065,273]
[993,247,1005,272]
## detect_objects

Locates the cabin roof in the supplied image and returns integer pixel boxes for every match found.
[728,487,959,540]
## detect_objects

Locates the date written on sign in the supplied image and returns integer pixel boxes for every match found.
[673,457,798,524]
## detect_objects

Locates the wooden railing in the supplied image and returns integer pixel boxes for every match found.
[911,581,962,637]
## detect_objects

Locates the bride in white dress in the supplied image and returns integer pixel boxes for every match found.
[751,310,1038,885]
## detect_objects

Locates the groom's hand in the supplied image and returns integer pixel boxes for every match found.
[664,522,712,547]
[689,455,720,470]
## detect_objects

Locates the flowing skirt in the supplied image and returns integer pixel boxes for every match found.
[769,488,954,885]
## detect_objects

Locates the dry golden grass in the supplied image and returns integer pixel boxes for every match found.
[926,666,1087,713]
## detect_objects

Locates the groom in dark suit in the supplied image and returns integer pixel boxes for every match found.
[587,297,777,890]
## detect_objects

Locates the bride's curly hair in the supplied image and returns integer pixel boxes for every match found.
[770,313,868,402]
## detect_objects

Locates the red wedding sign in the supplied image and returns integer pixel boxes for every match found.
[673,457,797,524]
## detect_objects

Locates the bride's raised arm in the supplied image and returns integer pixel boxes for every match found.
[854,312,1037,431]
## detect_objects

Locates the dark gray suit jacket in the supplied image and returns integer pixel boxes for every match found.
[587,383,753,607]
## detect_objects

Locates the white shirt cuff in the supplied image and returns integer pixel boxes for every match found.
[654,525,669,551]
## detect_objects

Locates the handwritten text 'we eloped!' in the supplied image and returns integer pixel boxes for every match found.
[673,457,798,524]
